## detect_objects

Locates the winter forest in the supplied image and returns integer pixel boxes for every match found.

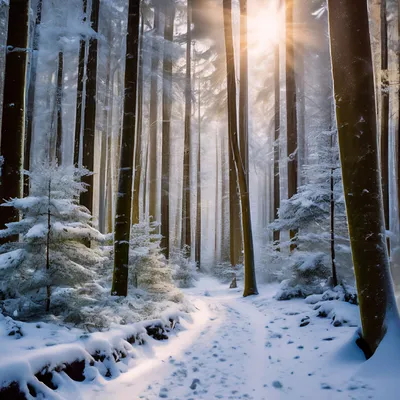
[1,0,400,398]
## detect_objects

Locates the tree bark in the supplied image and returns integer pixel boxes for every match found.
[239,0,249,183]
[273,35,281,248]
[148,6,160,223]
[132,11,145,225]
[380,0,390,253]
[112,0,141,296]
[74,0,88,167]
[80,0,100,214]
[223,0,258,297]
[181,0,192,251]
[214,133,220,263]
[328,0,399,356]
[195,59,201,269]
[160,2,176,260]
[0,0,30,243]
[55,51,64,165]
[285,0,298,251]
[24,0,43,196]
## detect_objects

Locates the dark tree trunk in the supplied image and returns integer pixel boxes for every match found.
[80,0,100,213]
[74,0,88,167]
[380,0,390,253]
[181,0,192,251]
[285,0,298,251]
[55,51,64,165]
[24,0,43,196]
[132,11,145,225]
[223,0,258,297]
[160,2,175,260]
[328,0,399,356]
[239,0,249,183]
[148,6,160,223]
[112,0,141,296]
[0,0,30,243]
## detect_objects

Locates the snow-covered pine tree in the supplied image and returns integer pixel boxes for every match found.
[268,129,352,299]
[0,163,105,318]
[129,221,182,300]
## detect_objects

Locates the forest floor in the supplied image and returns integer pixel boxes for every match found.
[74,276,397,400]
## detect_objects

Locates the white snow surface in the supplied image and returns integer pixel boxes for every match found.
[1,276,400,399]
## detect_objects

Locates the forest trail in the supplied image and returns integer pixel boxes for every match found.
[81,277,372,400]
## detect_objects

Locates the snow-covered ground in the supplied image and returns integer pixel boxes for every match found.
[2,276,399,399]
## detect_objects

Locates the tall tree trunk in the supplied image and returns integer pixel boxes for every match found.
[132,11,145,225]
[285,0,298,251]
[55,51,64,165]
[80,0,100,213]
[239,0,249,183]
[273,33,281,248]
[0,0,29,243]
[214,133,220,263]
[24,0,43,195]
[181,0,192,251]
[106,67,117,233]
[112,0,141,296]
[380,0,390,253]
[148,6,160,223]
[160,2,175,260]
[99,43,112,234]
[328,0,399,356]
[220,131,230,263]
[195,60,201,269]
[223,0,258,297]
[74,0,88,166]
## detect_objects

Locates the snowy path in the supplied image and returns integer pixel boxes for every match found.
[78,277,376,400]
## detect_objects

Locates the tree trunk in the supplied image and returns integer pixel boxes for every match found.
[181,0,192,251]
[380,0,390,253]
[0,0,29,243]
[223,0,258,297]
[239,0,249,183]
[273,35,281,248]
[148,6,160,223]
[55,51,64,165]
[132,11,145,225]
[214,133,220,263]
[160,2,175,260]
[328,0,399,356]
[99,42,112,234]
[285,0,298,251]
[80,0,100,213]
[220,131,230,263]
[24,0,43,196]
[74,0,88,167]
[195,60,201,269]
[112,0,141,296]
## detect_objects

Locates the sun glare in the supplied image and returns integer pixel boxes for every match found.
[248,3,283,52]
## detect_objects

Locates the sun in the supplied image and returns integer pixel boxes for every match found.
[247,2,283,52]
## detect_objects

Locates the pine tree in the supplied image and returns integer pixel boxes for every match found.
[0,165,103,316]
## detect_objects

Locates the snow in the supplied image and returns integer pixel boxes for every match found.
[1,277,399,399]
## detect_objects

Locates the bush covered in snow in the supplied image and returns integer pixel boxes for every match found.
[170,246,197,289]
[0,164,105,319]
[213,261,244,287]
[274,252,331,300]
